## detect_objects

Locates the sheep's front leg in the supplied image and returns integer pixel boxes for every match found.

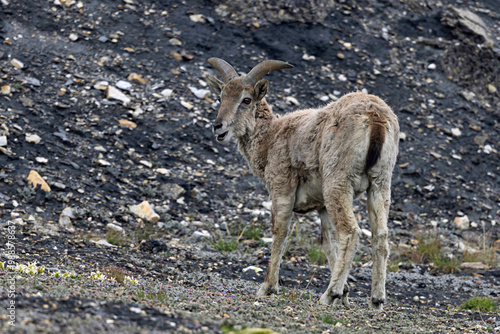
[256,194,295,297]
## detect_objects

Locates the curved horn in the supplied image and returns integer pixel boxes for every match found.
[208,58,238,83]
[243,60,293,86]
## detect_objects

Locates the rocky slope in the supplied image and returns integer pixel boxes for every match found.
[0,0,499,333]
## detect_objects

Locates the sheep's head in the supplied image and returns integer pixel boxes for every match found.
[206,58,293,143]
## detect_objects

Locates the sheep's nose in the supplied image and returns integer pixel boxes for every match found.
[213,123,223,133]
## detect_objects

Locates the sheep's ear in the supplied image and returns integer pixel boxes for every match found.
[253,79,268,101]
[206,75,223,95]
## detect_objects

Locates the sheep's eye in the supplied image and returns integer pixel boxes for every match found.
[242,98,251,105]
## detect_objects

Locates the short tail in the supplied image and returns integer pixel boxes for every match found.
[364,112,386,173]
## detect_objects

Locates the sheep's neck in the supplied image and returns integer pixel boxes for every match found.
[236,98,275,180]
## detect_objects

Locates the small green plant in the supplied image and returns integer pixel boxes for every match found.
[244,220,264,240]
[397,233,462,273]
[211,223,245,252]
[321,314,345,326]
[102,265,127,284]
[387,257,400,273]
[17,185,36,202]
[322,314,334,324]
[134,225,158,244]
[461,296,497,312]
[307,244,326,265]
[135,286,170,304]
[106,229,128,247]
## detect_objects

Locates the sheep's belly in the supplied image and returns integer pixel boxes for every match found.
[293,176,324,214]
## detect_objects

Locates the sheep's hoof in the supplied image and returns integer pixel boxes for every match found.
[370,297,385,310]
[319,292,349,306]
[256,283,278,297]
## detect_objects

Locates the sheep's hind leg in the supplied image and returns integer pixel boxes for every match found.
[319,190,359,306]
[367,181,391,310]
[318,208,349,305]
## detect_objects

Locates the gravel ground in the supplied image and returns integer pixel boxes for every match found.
[0,0,499,333]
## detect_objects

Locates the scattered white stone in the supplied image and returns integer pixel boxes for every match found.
[59,207,75,233]
[460,262,489,270]
[160,88,173,98]
[11,58,24,69]
[156,168,170,176]
[399,132,407,141]
[92,239,118,248]
[35,157,48,164]
[454,215,470,230]
[69,33,78,41]
[98,159,111,166]
[285,96,300,106]
[242,266,263,273]
[13,218,25,226]
[0,135,7,147]
[139,160,153,168]
[452,154,462,160]
[470,221,478,228]
[486,84,497,94]
[302,53,316,61]
[107,223,124,233]
[129,307,145,315]
[94,81,109,90]
[430,220,438,227]
[428,63,436,70]
[451,127,462,137]
[193,230,210,238]
[262,201,272,211]
[423,184,435,192]
[169,38,182,46]
[319,95,330,102]
[25,133,42,144]
[180,100,194,110]
[483,144,493,154]
[23,77,41,86]
[1,85,11,95]
[106,85,131,104]
[94,145,107,152]
[116,80,132,91]
[338,74,347,82]
[188,86,211,99]
[129,201,160,223]
[189,14,206,23]
[251,209,268,217]
[361,228,372,238]
[261,237,273,244]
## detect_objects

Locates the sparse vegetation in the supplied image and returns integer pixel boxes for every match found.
[307,244,326,265]
[394,233,462,273]
[244,219,264,241]
[106,229,128,247]
[102,265,127,284]
[461,296,497,312]
[135,285,170,304]
[211,223,246,252]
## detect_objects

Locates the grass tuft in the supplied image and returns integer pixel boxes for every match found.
[211,223,245,252]
[106,229,128,247]
[461,296,497,312]
[307,245,326,265]
[102,265,127,284]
